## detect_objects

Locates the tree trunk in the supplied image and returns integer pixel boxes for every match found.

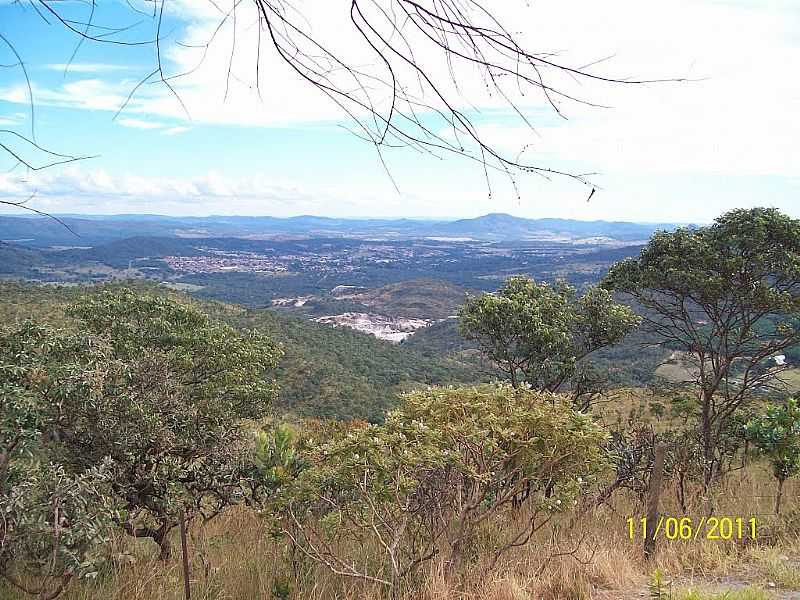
[677,469,687,513]
[180,510,191,599]
[701,389,715,489]
[775,478,785,515]
[447,542,463,578]
[544,479,555,499]
[155,524,172,561]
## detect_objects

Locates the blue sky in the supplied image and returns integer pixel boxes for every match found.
[0,0,798,221]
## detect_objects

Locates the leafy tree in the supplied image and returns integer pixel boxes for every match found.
[0,378,118,599]
[1,289,281,560]
[278,385,608,587]
[745,398,800,514]
[458,276,640,409]
[603,207,800,485]
[0,460,117,599]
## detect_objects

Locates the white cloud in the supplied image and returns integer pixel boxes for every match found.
[161,126,190,136]
[117,118,166,130]
[0,79,131,113]
[2,0,796,180]
[2,0,800,217]
[0,167,386,216]
[0,165,797,222]
[43,63,135,74]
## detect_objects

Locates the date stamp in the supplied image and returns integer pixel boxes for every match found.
[627,516,757,541]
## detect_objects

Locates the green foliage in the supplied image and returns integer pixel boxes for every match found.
[0,462,118,590]
[247,424,306,506]
[0,368,119,596]
[745,398,800,483]
[232,307,482,422]
[677,587,772,600]
[0,289,281,561]
[649,569,670,600]
[0,281,485,423]
[278,385,608,585]
[458,276,640,404]
[606,208,800,318]
[604,207,800,483]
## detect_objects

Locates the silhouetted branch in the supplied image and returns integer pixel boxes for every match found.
[1,0,684,206]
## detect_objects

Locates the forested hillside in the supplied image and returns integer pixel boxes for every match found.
[0,282,484,422]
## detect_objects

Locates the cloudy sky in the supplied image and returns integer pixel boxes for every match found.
[0,0,798,222]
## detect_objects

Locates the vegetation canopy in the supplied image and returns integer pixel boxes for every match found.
[745,397,800,514]
[603,207,800,484]
[278,384,608,587]
[0,289,282,563]
[459,276,640,408]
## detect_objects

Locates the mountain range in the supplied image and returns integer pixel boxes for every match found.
[0,213,686,248]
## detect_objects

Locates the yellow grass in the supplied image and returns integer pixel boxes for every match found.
[3,465,798,600]
[777,368,800,394]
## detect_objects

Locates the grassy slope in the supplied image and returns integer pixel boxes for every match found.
[3,447,797,600]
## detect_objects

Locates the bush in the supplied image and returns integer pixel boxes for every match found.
[277,384,608,588]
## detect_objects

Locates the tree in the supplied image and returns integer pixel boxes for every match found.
[458,276,640,409]
[278,385,608,588]
[603,207,800,485]
[745,397,800,514]
[0,1,677,210]
[0,289,282,560]
[0,379,118,598]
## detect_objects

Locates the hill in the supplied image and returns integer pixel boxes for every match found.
[0,213,682,247]
[57,236,209,267]
[351,278,471,319]
[434,213,672,241]
[229,307,481,421]
[0,281,483,422]
[0,241,45,275]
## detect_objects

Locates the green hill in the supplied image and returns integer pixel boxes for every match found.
[0,282,483,422]
[0,242,45,275]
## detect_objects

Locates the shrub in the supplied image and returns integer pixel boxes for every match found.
[277,384,608,589]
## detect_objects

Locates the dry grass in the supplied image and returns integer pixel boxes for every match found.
[3,465,799,600]
[776,368,800,394]
[676,586,773,600]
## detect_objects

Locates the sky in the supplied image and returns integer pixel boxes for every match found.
[0,0,798,222]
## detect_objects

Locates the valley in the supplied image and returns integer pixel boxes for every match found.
[0,213,654,325]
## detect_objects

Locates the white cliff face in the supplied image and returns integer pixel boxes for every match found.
[313,312,432,342]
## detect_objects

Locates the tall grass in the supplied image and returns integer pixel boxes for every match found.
[3,463,797,600]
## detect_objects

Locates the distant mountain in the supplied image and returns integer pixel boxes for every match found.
[434,213,671,241]
[57,236,211,267]
[0,213,682,247]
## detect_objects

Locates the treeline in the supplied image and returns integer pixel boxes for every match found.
[0,281,485,423]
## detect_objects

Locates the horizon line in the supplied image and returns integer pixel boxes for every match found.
[0,212,698,226]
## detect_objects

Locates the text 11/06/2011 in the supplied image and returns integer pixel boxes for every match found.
[627,516,757,541]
